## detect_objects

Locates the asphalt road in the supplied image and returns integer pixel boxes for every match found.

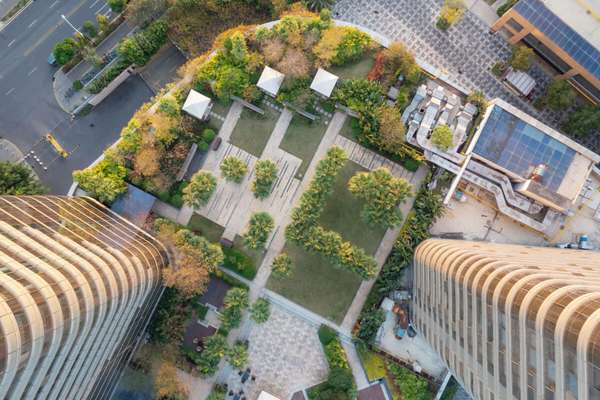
[0,0,179,194]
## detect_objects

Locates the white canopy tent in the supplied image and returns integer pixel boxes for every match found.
[504,68,536,97]
[257,66,285,97]
[310,68,339,98]
[182,89,212,120]
[257,392,281,400]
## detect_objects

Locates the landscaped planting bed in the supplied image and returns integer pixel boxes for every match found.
[188,214,225,243]
[319,161,387,255]
[229,106,279,157]
[267,242,362,324]
[330,53,377,80]
[279,115,328,178]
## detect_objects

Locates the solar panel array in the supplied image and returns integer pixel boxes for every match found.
[514,0,600,81]
[473,105,575,192]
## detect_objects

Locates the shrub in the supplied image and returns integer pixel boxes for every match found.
[497,0,517,16]
[158,96,180,118]
[375,105,406,154]
[243,212,274,250]
[510,45,534,71]
[226,341,248,369]
[491,61,508,77]
[183,170,217,208]
[196,334,227,376]
[348,167,412,228]
[82,20,98,38]
[437,0,464,30]
[563,106,600,138]
[431,124,454,150]
[356,309,386,344]
[252,159,278,199]
[198,141,210,152]
[250,298,271,323]
[220,156,247,183]
[53,38,77,65]
[544,79,575,111]
[0,162,46,195]
[73,157,127,204]
[118,20,168,66]
[314,26,372,67]
[207,385,227,400]
[108,0,126,12]
[271,253,293,278]
[305,0,333,11]
[403,158,420,172]
[219,287,249,330]
[318,324,337,346]
[72,80,84,91]
[325,340,349,369]
[87,59,130,94]
[388,363,432,400]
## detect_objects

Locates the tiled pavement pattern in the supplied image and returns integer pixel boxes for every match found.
[332,0,596,149]
[225,305,328,399]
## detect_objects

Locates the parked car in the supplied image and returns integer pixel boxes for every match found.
[47,52,57,66]
[212,137,222,151]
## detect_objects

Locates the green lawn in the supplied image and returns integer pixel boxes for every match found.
[188,214,225,243]
[112,367,154,400]
[230,106,279,157]
[319,161,387,255]
[357,346,387,382]
[330,53,376,80]
[339,116,360,141]
[267,242,362,324]
[279,115,328,178]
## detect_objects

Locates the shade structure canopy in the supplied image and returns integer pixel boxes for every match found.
[504,68,536,97]
[310,68,339,98]
[257,392,281,400]
[182,89,212,120]
[257,66,285,96]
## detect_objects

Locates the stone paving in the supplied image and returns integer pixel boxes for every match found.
[224,304,328,400]
[332,0,570,135]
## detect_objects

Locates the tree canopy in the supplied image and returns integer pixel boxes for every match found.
[431,124,454,151]
[510,45,534,71]
[183,170,217,208]
[545,79,575,111]
[563,106,600,138]
[0,162,46,195]
[243,212,274,250]
[73,157,127,204]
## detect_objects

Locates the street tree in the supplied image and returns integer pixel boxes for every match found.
[155,361,188,400]
[563,106,600,138]
[183,170,217,208]
[0,162,46,195]
[73,158,127,204]
[243,212,274,250]
[118,37,146,65]
[250,298,271,324]
[82,20,98,38]
[220,156,247,183]
[107,0,126,13]
[348,167,412,228]
[431,124,454,151]
[252,160,278,199]
[510,45,534,71]
[271,253,293,278]
[545,79,575,111]
[96,14,109,33]
[53,38,78,65]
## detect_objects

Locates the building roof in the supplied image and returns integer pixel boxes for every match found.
[514,0,600,81]
[257,66,285,96]
[258,392,281,400]
[182,89,212,119]
[110,183,156,227]
[310,68,339,97]
[470,98,600,204]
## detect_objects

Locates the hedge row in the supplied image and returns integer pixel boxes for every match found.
[285,146,378,279]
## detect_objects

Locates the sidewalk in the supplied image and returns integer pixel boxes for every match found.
[463,0,500,27]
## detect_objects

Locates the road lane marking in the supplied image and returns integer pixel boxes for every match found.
[50,0,59,8]
[27,67,37,76]
[95,3,108,14]
[7,39,16,47]
[89,0,102,8]
[5,88,15,95]
[24,22,62,56]
[28,18,38,28]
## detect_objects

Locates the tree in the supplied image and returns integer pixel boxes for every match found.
[271,253,292,278]
[183,170,217,208]
[252,159,278,199]
[226,341,248,369]
[73,158,127,204]
[0,162,46,195]
[220,156,247,183]
[219,287,249,330]
[82,20,98,38]
[357,309,386,343]
[376,105,406,153]
[155,361,188,400]
[197,334,227,376]
[207,386,227,400]
[107,0,126,13]
[510,45,534,71]
[431,124,454,151]
[250,298,271,323]
[224,32,250,67]
[125,0,168,27]
[437,0,464,30]
[348,167,412,228]
[96,14,109,33]
[304,0,333,11]
[118,37,146,65]
[53,38,78,65]
[243,212,274,250]
[545,79,575,111]
[563,106,600,138]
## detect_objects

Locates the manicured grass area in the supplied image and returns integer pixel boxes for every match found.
[211,99,231,118]
[279,115,328,178]
[330,53,376,80]
[339,116,360,141]
[319,161,387,255]
[230,106,279,157]
[188,214,225,243]
[267,242,363,324]
[357,346,387,381]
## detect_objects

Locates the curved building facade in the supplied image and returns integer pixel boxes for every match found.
[0,196,169,400]
[413,239,600,400]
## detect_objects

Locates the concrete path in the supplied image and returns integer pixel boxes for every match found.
[341,341,369,389]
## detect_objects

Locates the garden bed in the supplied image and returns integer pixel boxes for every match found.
[319,161,387,255]
[279,115,328,178]
[229,105,279,157]
[221,235,262,281]
[267,242,362,324]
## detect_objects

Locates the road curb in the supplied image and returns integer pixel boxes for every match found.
[0,0,33,32]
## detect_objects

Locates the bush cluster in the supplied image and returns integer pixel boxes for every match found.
[252,159,278,199]
[222,247,256,280]
[218,287,249,331]
[243,212,274,250]
[118,19,169,66]
[312,326,356,400]
[285,146,378,279]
